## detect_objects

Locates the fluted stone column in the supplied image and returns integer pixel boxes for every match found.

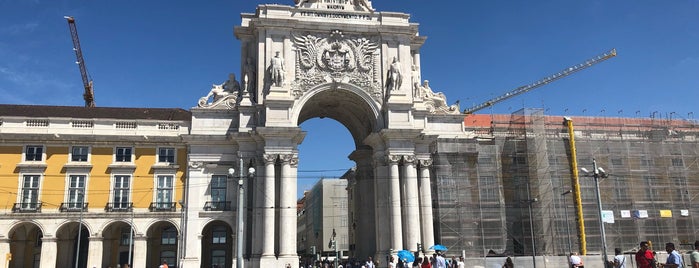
[402,156,420,251]
[279,154,298,257]
[39,237,57,268]
[133,236,148,268]
[251,156,265,259]
[87,236,104,268]
[388,154,403,251]
[261,154,277,258]
[418,159,435,250]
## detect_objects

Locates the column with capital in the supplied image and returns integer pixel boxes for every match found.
[402,155,420,251]
[261,154,277,258]
[39,236,57,268]
[279,154,298,257]
[388,154,403,251]
[418,159,435,250]
[86,236,104,268]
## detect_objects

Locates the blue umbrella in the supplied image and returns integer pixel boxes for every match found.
[429,244,448,251]
[396,249,415,263]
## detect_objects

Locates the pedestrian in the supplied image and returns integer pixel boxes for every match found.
[457,256,464,268]
[691,240,699,268]
[635,241,656,268]
[434,251,447,268]
[421,256,431,268]
[570,252,584,268]
[613,248,626,268]
[366,256,375,268]
[502,257,514,268]
[159,260,169,268]
[660,242,683,268]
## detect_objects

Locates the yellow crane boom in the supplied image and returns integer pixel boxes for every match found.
[463,48,616,114]
[65,16,96,108]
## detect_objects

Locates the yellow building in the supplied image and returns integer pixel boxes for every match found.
[0,104,190,268]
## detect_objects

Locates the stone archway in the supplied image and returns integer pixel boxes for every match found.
[101,220,136,268]
[186,2,465,267]
[55,221,90,268]
[7,222,43,268]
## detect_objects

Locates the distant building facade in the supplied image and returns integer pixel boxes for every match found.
[297,178,349,266]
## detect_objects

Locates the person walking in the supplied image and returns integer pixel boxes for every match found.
[502,257,514,268]
[660,242,683,268]
[613,248,626,268]
[691,240,699,268]
[570,252,584,268]
[635,241,656,268]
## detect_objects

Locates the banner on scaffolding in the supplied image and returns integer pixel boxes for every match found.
[659,210,673,218]
[601,210,615,223]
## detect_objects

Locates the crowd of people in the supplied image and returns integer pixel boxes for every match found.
[301,240,699,268]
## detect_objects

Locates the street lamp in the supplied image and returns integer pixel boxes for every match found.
[229,158,255,268]
[561,189,573,254]
[580,158,609,267]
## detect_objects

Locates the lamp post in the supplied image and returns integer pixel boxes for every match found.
[526,183,538,268]
[561,189,573,254]
[229,158,255,268]
[581,158,609,267]
[526,197,538,268]
[75,189,84,268]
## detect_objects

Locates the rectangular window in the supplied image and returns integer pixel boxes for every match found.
[115,147,132,162]
[71,146,89,162]
[161,227,177,245]
[21,175,40,209]
[113,175,131,209]
[158,148,176,163]
[68,175,86,209]
[157,175,174,208]
[211,250,226,268]
[25,145,43,161]
[480,176,499,202]
[120,228,133,246]
[212,226,227,244]
[672,158,684,167]
[211,175,227,203]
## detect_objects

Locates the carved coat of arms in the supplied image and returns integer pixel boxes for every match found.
[292,30,381,100]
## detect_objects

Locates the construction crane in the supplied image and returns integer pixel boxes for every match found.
[463,48,616,114]
[64,16,96,107]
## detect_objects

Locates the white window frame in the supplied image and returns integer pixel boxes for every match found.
[112,174,132,209]
[24,145,44,162]
[114,146,134,163]
[155,174,174,209]
[19,174,41,209]
[70,146,90,162]
[66,174,87,209]
[157,147,176,164]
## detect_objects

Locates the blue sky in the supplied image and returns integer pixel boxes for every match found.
[1,1,698,196]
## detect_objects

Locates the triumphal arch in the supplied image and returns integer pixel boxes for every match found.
[185,1,468,267]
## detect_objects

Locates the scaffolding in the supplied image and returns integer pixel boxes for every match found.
[433,109,699,258]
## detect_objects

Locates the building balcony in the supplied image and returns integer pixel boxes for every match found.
[203,201,231,211]
[105,202,133,212]
[60,202,88,212]
[149,202,177,212]
[12,202,42,213]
